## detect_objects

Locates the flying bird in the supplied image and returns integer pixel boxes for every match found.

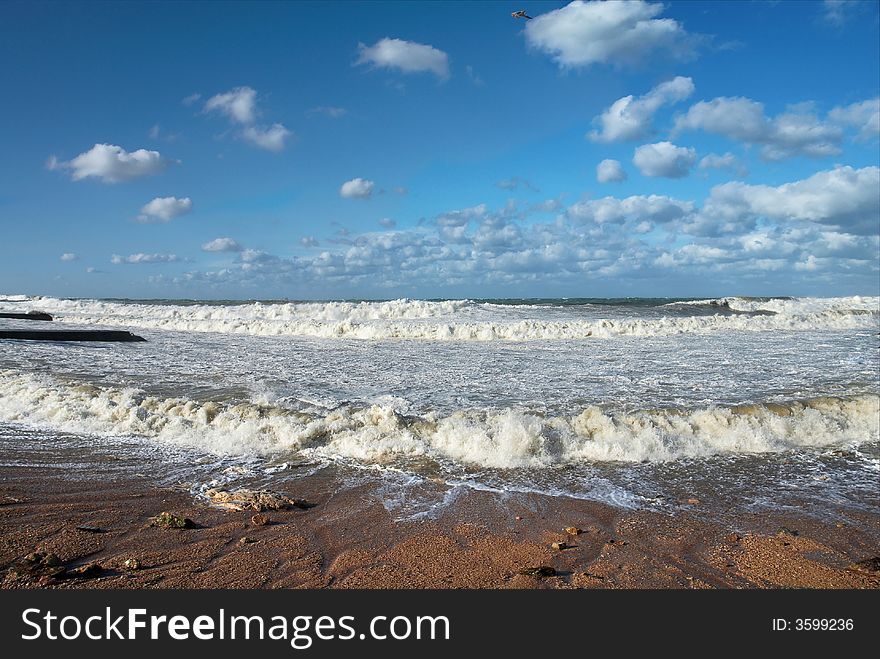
[511,10,533,20]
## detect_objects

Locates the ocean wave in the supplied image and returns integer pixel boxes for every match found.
[673,295,879,315]
[2,295,877,340]
[1,370,876,467]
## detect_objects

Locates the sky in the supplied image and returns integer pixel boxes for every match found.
[1,0,878,300]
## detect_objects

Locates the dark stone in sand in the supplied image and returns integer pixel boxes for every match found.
[518,566,556,577]
[847,557,880,574]
[151,511,196,529]
[0,329,146,342]
[75,525,107,533]
[779,527,799,537]
[25,552,62,567]
[66,563,103,578]
[0,311,53,321]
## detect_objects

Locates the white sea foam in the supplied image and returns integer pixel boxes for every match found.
[1,370,876,468]
[675,295,879,315]
[4,295,877,341]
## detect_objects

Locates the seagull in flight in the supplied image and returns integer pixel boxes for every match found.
[511,10,533,20]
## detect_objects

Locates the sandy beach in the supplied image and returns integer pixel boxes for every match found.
[2,458,878,590]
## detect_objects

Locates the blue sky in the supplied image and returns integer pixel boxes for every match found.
[1,0,878,299]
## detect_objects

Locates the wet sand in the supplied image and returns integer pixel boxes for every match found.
[1,463,878,589]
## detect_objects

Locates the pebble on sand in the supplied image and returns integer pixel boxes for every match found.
[151,511,196,529]
[518,566,556,577]
[205,488,310,512]
[847,556,880,574]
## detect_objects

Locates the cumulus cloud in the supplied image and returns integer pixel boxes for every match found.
[59,252,78,262]
[568,194,693,226]
[161,166,879,296]
[633,141,696,178]
[340,177,375,199]
[588,76,694,142]
[673,96,856,160]
[698,152,748,177]
[300,236,319,247]
[378,217,397,228]
[241,123,292,152]
[111,253,180,264]
[596,159,627,183]
[204,87,257,124]
[204,86,292,151]
[202,237,243,252]
[525,1,699,69]
[356,38,450,79]
[694,165,880,235]
[136,196,193,223]
[48,144,174,183]
[829,98,880,142]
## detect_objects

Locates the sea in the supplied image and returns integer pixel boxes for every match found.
[1,294,878,521]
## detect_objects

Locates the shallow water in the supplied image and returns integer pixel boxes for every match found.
[1,294,877,519]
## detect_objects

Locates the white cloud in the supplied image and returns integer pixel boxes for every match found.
[111,253,180,264]
[340,177,375,199]
[822,0,860,25]
[241,123,292,152]
[465,65,484,86]
[137,196,193,223]
[698,152,748,177]
[829,98,880,142]
[300,236,319,247]
[204,87,257,124]
[202,237,242,252]
[203,86,292,151]
[568,194,693,225]
[59,252,78,262]
[182,93,202,106]
[633,141,696,178]
[49,144,173,183]
[596,159,627,183]
[525,1,698,69]
[588,76,694,142]
[379,218,396,228]
[356,38,450,79]
[306,106,347,118]
[496,177,539,191]
[163,174,879,295]
[674,96,849,160]
[691,165,880,235]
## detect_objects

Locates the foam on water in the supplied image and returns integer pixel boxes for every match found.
[1,370,876,469]
[3,295,877,341]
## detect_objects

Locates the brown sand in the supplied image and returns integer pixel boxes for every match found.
[1,465,878,589]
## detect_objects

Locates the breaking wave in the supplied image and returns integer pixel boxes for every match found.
[1,370,876,468]
[672,295,879,315]
[2,295,877,341]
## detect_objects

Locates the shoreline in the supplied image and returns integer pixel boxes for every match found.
[2,463,878,589]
